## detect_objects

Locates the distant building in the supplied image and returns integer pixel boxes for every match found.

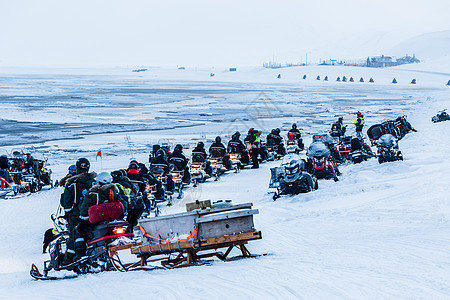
[367,54,420,68]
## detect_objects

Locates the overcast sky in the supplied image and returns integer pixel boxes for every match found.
[1,0,449,67]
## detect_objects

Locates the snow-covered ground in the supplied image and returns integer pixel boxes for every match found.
[1,64,450,299]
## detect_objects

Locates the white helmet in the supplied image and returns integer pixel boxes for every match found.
[96,172,112,184]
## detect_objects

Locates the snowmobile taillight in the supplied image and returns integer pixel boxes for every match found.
[113,227,127,235]
[267,147,272,151]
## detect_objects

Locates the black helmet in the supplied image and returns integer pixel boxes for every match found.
[76,158,90,173]
[338,117,343,122]
[292,123,297,129]
[174,144,183,152]
[197,141,204,148]
[128,161,139,170]
[271,129,276,134]
[234,131,241,137]
[275,128,281,135]
[215,136,221,143]
[156,149,165,158]
[248,128,254,134]
[111,170,122,180]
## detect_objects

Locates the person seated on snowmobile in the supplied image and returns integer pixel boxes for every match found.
[192,142,213,176]
[267,128,286,155]
[59,164,77,191]
[78,172,128,241]
[355,111,365,139]
[287,124,304,149]
[244,128,261,169]
[60,158,96,264]
[168,144,191,183]
[209,136,232,170]
[330,117,346,138]
[111,170,145,227]
[227,131,250,164]
[0,155,13,183]
[149,150,175,193]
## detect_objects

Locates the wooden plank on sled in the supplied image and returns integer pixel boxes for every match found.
[196,231,262,247]
[131,231,261,255]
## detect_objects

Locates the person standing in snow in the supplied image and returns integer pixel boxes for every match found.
[355,111,365,139]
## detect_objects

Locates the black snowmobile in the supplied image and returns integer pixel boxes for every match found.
[349,138,373,164]
[265,139,284,161]
[31,209,135,280]
[376,134,403,164]
[270,156,318,200]
[432,110,450,123]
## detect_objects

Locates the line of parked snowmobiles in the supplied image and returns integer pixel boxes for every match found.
[0,151,54,199]
[270,117,416,200]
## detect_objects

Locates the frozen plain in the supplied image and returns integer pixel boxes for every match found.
[0,64,450,299]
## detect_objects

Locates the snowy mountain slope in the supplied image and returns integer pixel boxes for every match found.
[389,30,450,61]
[0,66,450,299]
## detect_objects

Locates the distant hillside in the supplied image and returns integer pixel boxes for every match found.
[389,30,450,60]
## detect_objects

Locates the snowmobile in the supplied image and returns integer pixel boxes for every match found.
[190,152,209,187]
[265,139,284,161]
[0,156,19,198]
[337,136,352,160]
[286,132,303,154]
[367,124,385,145]
[432,110,450,123]
[209,147,232,180]
[307,142,339,181]
[31,212,135,280]
[270,157,318,200]
[149,164,173,205]
[349,138,373,164]
[377,134,403,164]
[394,116,416,139]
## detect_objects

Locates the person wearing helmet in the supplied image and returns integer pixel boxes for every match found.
[331,117,346,138]
[244,129,261,168]
[267,128,286,156]
[192,141,213,176]
[60,158,96,265]
[227,131,250,164]
[288,124,304,150]
[355,111,365,139]
[168,144,191,183]
[78,172,128,246]
[111,170,144,226]
[209,136,232,170]
[59,164,77,192]
[150,150,175,194]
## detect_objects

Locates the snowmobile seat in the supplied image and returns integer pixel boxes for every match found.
[350,138,363,151]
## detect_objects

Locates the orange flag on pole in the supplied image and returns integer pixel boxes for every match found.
[96,150,102,160]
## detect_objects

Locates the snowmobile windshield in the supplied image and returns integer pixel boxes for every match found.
[378,134,396,148]
[308,142,330,159]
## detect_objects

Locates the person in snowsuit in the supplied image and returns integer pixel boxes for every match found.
[149,150,175,193]
[60,158,96,264]
[330,117,346,138]
[78,172,128,240]
[227,131,250,164]
[355,111,365,139]
[168,144,191,183]
[288,124,304,150]
[111,170,144,227]
[209,136,232,170]
[192,142,213,176]
[245,128,261,169]
[267,128,286,156]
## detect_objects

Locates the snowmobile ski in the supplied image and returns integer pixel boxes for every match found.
[30,264,77,281]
